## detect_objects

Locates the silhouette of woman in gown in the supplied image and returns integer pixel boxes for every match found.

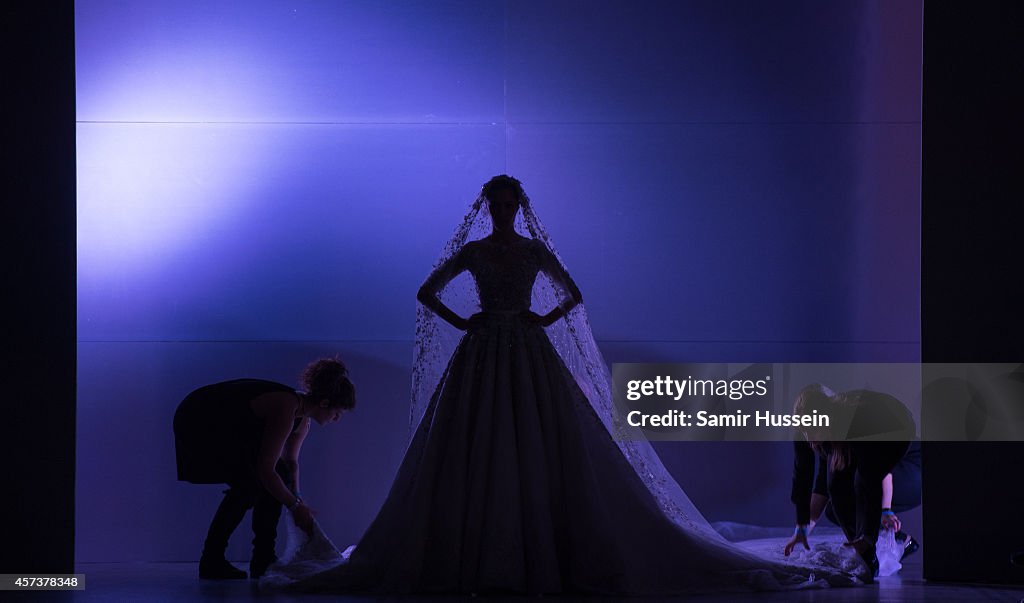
[263,175,865,594]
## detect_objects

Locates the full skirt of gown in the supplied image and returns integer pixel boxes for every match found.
[262,313,865,594]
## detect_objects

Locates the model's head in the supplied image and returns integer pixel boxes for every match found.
[482,174,524,232]
[301,357,356,425]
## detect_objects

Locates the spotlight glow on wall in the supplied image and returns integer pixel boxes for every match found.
[77,123,273,277]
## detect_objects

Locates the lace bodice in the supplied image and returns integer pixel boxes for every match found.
[420,237,573,313]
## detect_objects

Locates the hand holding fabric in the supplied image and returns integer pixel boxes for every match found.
[291,503,317,536]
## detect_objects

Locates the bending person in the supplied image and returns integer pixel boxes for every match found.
[784,384,915,579]
[173,357,355,580]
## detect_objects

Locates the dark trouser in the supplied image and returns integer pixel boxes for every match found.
[826,441,911,553]
[822,440,921,527]
[201,461,294,562]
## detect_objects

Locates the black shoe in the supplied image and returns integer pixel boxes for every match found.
[900,535,920,561]
[249,554,278,580]
[847,538,878,584]
[853,542,879,584]
[860,554,879,584]
[199,556,247,580]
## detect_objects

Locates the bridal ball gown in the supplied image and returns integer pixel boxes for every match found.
[261,235,865,595]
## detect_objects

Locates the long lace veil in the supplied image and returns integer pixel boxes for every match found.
[411,179,724,540]
[262,179,861,591]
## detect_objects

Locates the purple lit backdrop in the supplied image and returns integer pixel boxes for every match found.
[76,0,922,562]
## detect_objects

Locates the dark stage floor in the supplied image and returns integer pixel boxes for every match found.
[5,555,1023,602]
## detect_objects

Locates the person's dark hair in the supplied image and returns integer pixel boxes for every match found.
[794,383,853,471]
[301,357,356,410]
[482,174,524,203]
[793,383,835,417]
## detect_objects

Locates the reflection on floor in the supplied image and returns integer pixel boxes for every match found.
[6,555,1023,602]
